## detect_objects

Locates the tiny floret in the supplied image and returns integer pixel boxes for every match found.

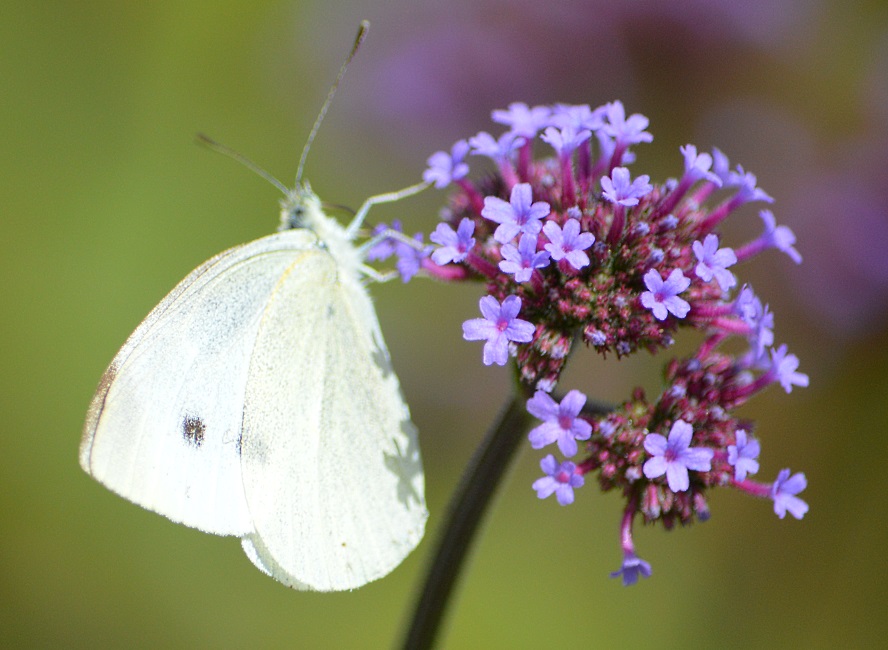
[730,168,773,204]
[533,454,584,505]
[469,130,524,163]
[727,429,761,481]
[365,221,429,282]
[395,233,429,282]
[769,345,809,393]
[430,218,475,265]
[642,420,714,492]
[365,222,398,262]
[640,269,691,320]
[771,469,809,519]
[758,210,802,264]
[693,234,737,291]
[734,287,774,356]
[526,389,593,457]
[543,219,595,270]
[481,183,551,244]
[601,167,653,207]
[491,102,552,138]
[499,233,551,282]
[680,144,721,185]
[462,295,535,366]
[541,125,592,157]
[550,103,604,131]
[423,140,470,189]
[711,147,732,183]
[599,100,653,147]
[610,552,653,587]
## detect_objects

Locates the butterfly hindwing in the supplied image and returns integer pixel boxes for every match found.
[239,255,427,591]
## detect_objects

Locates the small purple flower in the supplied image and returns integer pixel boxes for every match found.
[462,295,535,366]
[599,100,653,148]
[728,166,774,205]
[771,469,809,520]
[540,124,592,157]
[550,103,604,131]
[601,167,653,207]
[365,222,398,262]
[596,131,637,168]
[734,286,775,357]
[693,233,738,291]
[423,140,470,189]
[526,389,593,457]
[364,221,428,282]
[727,429,761,482]
[430,218,475,265]
[640,268,692,320]
[395,234,429,283]
[481,183,551,244]
[532,454,584,505]
[491,102,552,138]
[734,285,760,322]
[643,420,714,492]
[543,219,595,270]
[680,144,721,185]
[758,210,802,264]
[769,344,809,393]
[468,130,524,163]
[711,147,732,184]
[610,552,653,587]
[499,233,551,282]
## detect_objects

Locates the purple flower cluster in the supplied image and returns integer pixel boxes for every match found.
[412,100,810,585]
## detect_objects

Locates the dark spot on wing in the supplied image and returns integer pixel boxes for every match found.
[182,415,206,447]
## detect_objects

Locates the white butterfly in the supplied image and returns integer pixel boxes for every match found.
[80,22,428,591]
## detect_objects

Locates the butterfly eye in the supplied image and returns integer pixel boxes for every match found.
[281,204,306,230]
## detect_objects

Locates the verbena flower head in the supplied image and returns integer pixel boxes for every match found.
[408,100,809,585]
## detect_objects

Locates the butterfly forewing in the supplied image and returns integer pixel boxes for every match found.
[80,229,319,536]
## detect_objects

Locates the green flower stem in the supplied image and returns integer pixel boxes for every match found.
[400,388,533,650]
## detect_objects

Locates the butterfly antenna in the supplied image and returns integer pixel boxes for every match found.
[295,19,370,186]
[195,133,290,195]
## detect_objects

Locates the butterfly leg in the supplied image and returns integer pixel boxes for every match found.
[346,181,430,239]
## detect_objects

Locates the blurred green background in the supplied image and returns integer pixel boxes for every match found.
[3,1,887,647]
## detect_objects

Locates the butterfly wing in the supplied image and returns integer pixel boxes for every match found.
[80,229,319,536]
[238,255,427,591]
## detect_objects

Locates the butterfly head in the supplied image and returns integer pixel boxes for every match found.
[279,183,325,232]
